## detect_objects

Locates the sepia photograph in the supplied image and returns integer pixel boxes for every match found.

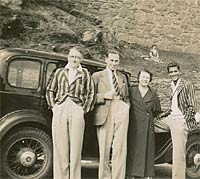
[0,0,200,179]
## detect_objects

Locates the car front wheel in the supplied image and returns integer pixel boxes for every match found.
[186,134,200,178]
[2,127,53,179]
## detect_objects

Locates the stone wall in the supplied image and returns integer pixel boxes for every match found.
[72,0,200,54]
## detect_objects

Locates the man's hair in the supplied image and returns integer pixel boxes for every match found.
[137,68,153,82]
[167,62,180,72]
[151,44,157,48]
[68,45,83,55]
[106,47,120,57]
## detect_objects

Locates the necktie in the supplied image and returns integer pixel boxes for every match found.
[112,70,121,96]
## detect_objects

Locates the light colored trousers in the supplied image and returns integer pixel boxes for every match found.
[156,115,188,179]
[97,100,129,179]
[52,99,85,179]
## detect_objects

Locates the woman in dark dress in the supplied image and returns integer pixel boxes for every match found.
[126,69,161,179]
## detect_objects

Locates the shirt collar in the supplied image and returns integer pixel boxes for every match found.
[171,78,180,89]
[106,67,117,74]
[65,64,82,72]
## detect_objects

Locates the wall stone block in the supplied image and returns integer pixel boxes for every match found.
[73,0,200,54]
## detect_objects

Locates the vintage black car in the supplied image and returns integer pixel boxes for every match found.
[0,48,200,179]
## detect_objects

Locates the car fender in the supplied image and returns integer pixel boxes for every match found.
[0,109,50,141]
[188,126,200,137]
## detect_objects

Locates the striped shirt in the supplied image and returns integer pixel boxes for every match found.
[171,78,198,129]
[46,66,94,113]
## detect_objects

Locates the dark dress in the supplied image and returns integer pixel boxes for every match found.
[126,86,161,177]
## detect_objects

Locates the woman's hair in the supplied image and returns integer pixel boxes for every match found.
[137,68,153,82]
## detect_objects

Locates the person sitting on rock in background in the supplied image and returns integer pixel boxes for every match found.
[149,44,160,62]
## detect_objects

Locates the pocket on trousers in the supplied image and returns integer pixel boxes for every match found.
[52,104,57,113]
[76,105,84,115]
[121,101,130,111]
[52,103,62,115]
[115,101,129,122]
[124,102,130,109]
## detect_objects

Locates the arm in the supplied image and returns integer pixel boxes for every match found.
[149,49,159,58]
[122,74,130,105]
[149,50,154,58]
[152,90,162,118]
[92,72,106,104]
[156,51,159,58]
[184,82,198,127]
[83,71,95,113]
[46,71,58,109]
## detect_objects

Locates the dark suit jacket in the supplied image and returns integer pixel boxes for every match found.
[92,69,129,126]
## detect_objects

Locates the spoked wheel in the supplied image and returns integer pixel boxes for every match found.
[186,134,200,178]
[2,127,52,179]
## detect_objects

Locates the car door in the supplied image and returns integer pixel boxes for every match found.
[2,56,43,116]
[39,59,66,119]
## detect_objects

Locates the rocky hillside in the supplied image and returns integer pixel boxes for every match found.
[1,0,200,109]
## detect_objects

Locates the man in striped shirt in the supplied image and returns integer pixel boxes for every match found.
[46,47,94,179]
[160,62,198,179]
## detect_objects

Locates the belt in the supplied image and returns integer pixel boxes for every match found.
[66,96,83,106]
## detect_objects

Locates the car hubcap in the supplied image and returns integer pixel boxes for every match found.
[194,153,200,166]
[17,148,36,167]
[186,142,200,177]
[5,138,46,177]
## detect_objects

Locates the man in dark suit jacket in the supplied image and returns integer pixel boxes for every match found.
[92,49,130,179]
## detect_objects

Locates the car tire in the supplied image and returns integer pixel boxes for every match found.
[186,134,200,178]
[2,127,53,179]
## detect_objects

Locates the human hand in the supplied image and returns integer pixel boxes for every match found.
[195,112,200,123]
[157,109,171,119]
[104,90,115,99]
[52,104,57,112]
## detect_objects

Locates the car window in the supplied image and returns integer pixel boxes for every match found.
[8,59,41,89]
